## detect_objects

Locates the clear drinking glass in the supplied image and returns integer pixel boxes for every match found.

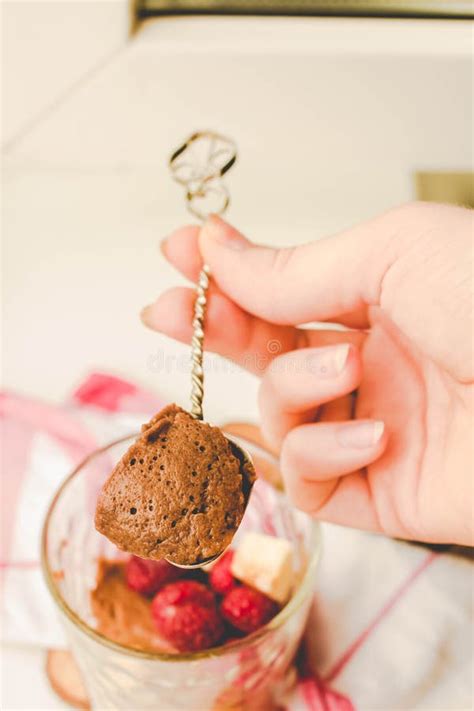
[41,433,321,710]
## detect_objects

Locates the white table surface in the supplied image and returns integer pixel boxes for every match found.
[2,10,472,710]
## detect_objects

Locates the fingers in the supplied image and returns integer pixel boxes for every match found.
[280,420,387,531]
[282,419,386,481]
[287,470,382,532]
[161,226,368,328]
[258,345,362,448]
[161,225,202,282]
[192,213,399,325]
[141,286,295,374]
[142,287,365,376]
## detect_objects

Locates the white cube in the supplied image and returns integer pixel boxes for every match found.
[231,532,293,604]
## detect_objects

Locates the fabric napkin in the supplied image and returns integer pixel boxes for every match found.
[1,373,472,710]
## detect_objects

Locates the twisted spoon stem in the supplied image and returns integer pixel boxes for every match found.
[169,131,237,420]
[190,264,210,420]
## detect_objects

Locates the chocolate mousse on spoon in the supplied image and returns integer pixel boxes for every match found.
[95,132,255,569]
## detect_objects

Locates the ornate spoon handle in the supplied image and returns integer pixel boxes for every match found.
[169,131,237,420]
[189,264,210,419]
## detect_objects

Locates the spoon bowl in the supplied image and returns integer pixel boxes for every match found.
[164,438,255,570]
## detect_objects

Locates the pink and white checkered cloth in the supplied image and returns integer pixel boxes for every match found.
[1,373,472,710]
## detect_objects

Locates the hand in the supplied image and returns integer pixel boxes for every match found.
[141,202,473,546]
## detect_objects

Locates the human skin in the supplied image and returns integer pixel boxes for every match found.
[141,202,473,546]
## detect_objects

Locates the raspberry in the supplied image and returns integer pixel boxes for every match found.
[221,585,279,634]
[151,581,223,651]
[154,579,215,607]
[209,550,236,595]
[125,555,182,595]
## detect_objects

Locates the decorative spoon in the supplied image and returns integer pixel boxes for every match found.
[166,131,255,569]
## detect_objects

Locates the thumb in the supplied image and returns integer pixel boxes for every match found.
[199,212,399,325]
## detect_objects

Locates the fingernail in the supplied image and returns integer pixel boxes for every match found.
[306,344,351,378]
[140,304,154,327]
[201,214,249,251]
[337,420,385,449]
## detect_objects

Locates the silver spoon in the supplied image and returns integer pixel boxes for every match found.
[166,132,255,569]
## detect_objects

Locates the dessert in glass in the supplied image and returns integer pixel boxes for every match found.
[42,431,321,710]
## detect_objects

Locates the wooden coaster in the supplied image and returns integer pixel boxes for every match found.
[46,649,90,710]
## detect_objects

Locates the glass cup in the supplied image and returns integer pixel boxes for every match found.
[42,433,321,710]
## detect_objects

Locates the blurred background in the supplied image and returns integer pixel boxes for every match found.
[1,2,473,707]
[2,0,472,426]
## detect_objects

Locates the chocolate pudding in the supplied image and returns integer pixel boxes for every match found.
[90,560,176,653]
[95,404,255,565]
